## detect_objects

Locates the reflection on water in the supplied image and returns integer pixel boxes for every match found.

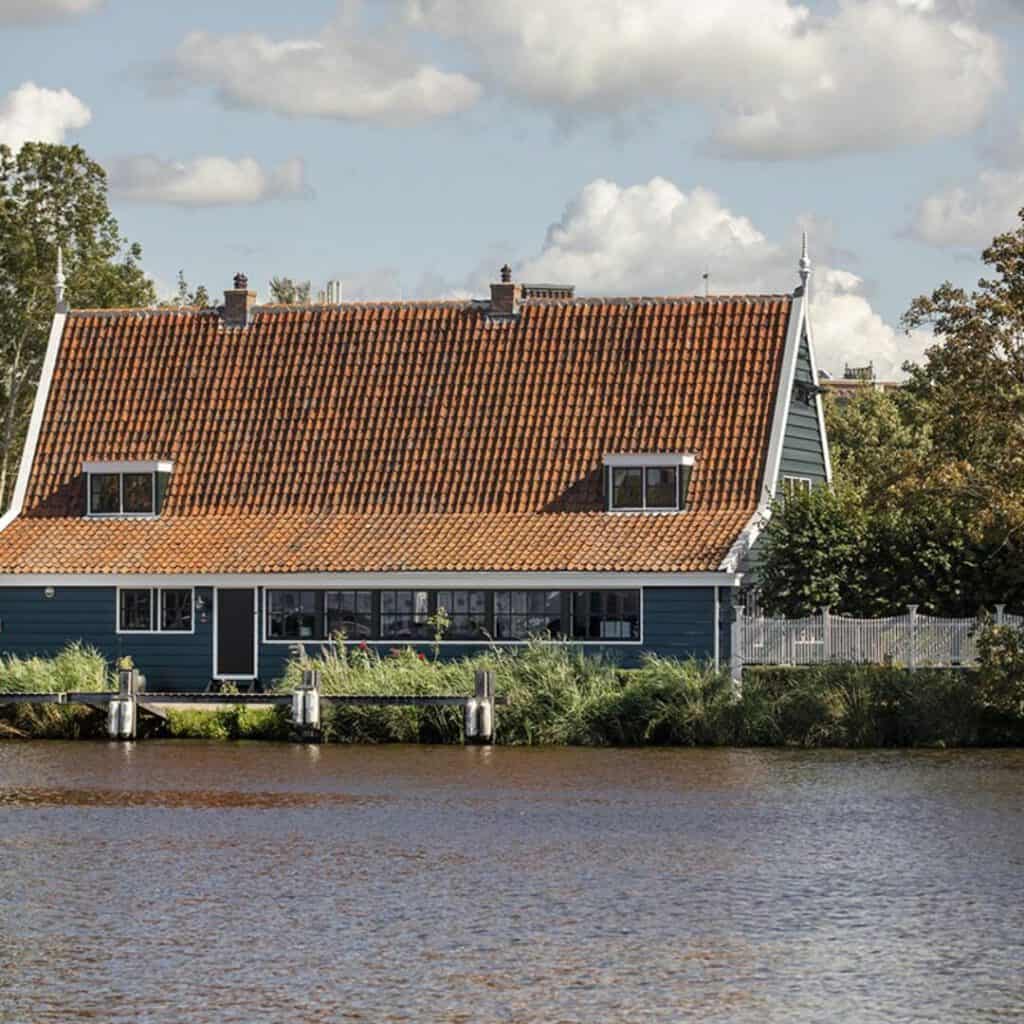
[0,742,1022,1023]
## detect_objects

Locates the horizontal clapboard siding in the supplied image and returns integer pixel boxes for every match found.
[0,585,214,691]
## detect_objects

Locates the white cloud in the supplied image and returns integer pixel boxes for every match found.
[108,155,312,207]
[0,0,102,23]
[512,177,927,377]
[406,0,1002,157]
[169,9,480,123]
[910,118,1024,247]
[0,82,91,152]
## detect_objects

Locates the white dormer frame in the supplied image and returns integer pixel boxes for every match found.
[603,453,696,513]
[84,460,173,519]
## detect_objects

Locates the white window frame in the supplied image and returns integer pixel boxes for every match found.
[83,460,172,519]
[603,453,695,514]
[782,476,813,498]
[87,472,157,519]
[260,587,645,646]
[115,586,196,635]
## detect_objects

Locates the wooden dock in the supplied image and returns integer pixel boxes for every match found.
[0,669,501,744]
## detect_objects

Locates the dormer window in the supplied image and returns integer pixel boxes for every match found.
[84,461,173,517]
[603,453,694,512]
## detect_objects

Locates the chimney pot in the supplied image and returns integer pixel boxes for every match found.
[500,264,512,283]
[223,272,256,327]
[490,266,521,316]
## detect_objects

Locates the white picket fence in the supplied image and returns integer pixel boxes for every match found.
[735,605,1022,671]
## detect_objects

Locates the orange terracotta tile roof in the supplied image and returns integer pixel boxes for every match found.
[0,295,792,574]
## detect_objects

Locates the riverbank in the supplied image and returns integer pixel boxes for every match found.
[2,642,1022,746]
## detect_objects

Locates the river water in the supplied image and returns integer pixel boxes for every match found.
[0,743,1021,1023]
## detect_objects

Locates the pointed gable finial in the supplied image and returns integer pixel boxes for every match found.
[55,245,68,313]
[798,231,811,288]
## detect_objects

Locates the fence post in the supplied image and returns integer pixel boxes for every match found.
[996,604,1005,627]
[907,604,918,672]
[730,604,743,688]
[821,606,831,663]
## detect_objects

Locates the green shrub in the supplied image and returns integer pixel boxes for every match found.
[166,705,290,741]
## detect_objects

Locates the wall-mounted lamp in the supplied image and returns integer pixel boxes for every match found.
[44,586,55,599]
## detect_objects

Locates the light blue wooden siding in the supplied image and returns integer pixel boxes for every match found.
[0,585,214,691]
[0,584,722,693]
[778,330,828,485]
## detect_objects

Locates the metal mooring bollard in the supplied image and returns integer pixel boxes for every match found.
[291,668,322,742]
[107,669,138,740]
[466,669,495,745]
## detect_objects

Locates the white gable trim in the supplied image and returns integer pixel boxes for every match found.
[84,460,174,475]
[718,286,807,574]
[802,297,833,484]
[0,312,66,534]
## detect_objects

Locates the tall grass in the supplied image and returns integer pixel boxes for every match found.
[0,642,112,694]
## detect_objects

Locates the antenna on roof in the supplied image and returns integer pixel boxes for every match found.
[798,231,811,289]
[55,245,68,314]
[702,268,710,298]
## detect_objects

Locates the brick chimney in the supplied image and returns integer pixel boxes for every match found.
[223,272,256,327]
[489,264,521,316]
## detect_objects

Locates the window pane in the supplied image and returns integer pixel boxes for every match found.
[437,590,489,641]
[495,591,562,640]
[267,590,322,640]
[326,590,373,640]
[123,473,154,514]
[160,589,192,632]
[380,590,431,640]
[612,468,643,509]
[90,474,120,514]
[120,588,152,631]
[572,590,640,640]
[679,464,692,510]
[645,467,677,509]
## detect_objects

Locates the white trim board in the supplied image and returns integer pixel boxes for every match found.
[603,453,696,467]
[84,460,173,475]
[0,571,742,588]
[0,312,66,534]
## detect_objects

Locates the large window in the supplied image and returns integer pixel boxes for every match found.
[572,590,640,640]
[89,472,154,516]
[118,588,192,633]
[494,591,563,640]
[380,590,432,640]
[267,590,322,640]
[436,590,488,640]
[326,590,373,640]
[263,588,641,643]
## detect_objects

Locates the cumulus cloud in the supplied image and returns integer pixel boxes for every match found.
[108,155,312,207]
[0,82,91,152]
[406,0,1002,158]
[0,0,102,23]
[512,177,927,377]
[167,6,480,123]
[910,119,1024,247]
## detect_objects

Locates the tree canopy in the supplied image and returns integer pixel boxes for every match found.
[0,143,155,509]
[757,208,1024,617]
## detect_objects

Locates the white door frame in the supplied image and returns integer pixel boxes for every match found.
[212,585,260,680]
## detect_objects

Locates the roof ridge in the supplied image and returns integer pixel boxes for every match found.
[67,292,793,316]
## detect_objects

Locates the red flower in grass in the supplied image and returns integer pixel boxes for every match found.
[358,641,369,651]
[417,652,427,661]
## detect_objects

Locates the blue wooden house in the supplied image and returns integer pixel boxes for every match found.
[0,245,830,690]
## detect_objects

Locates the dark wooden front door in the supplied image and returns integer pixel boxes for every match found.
[216,589,255,677]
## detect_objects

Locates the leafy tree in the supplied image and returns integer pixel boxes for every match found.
[759,209,1024,616]
[0,143,155,509]
[268,276,311,305]
[757,483,868,616]
[159,270,210,309]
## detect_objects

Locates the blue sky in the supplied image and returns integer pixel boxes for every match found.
[2,0,1024,376]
